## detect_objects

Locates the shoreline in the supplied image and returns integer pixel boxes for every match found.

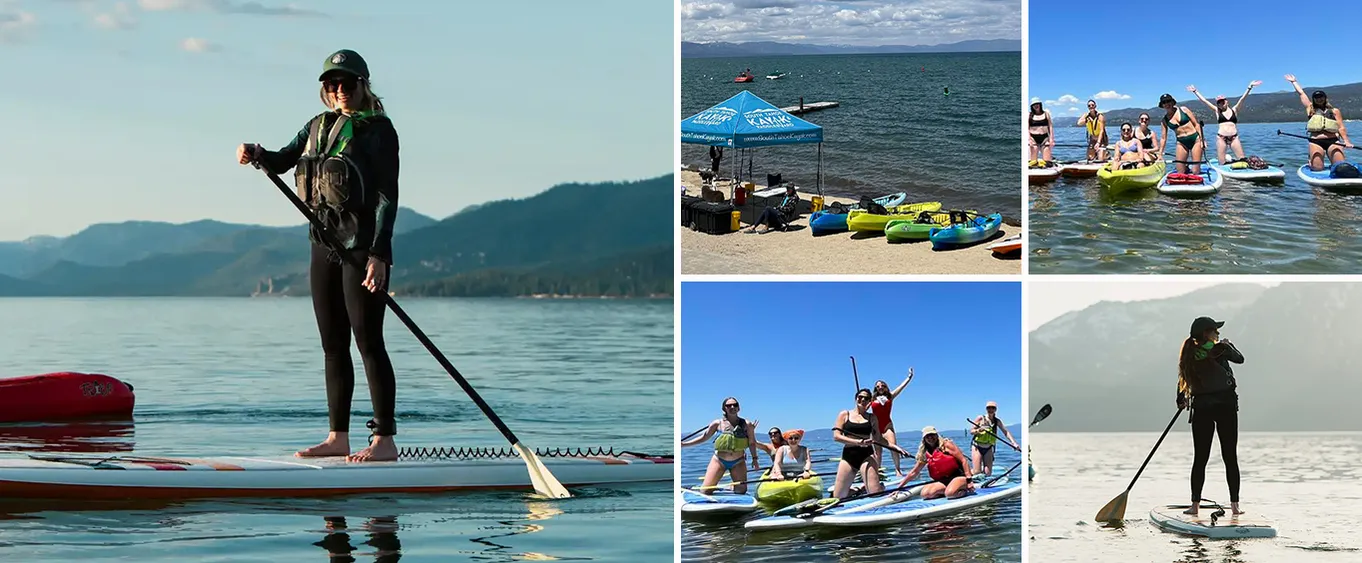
[679,170,1021,275]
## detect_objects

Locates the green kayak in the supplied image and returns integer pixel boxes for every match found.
[884,210,966,242]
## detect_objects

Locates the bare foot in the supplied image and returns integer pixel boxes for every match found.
[1231,503,1244,515]
[348,435,398,462]
[296,432,350,457]
[1183,505,1199,516]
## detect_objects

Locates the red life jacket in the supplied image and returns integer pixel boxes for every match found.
[925,447,961,481]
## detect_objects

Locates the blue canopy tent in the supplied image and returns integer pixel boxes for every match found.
[680,90,825,198]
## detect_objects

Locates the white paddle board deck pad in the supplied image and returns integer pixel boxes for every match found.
[1150,505,1277,538]
[0,450,673,499]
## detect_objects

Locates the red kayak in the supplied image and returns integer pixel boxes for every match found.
[0,372,135,422]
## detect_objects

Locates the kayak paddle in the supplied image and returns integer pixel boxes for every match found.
[1277,129,1356,147]
[1030,404,1052,428]
[251,164,571,500]
[966,417,1020,451]
[1094,407,1183,523]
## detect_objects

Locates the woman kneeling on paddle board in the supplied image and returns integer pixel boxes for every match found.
[681,397,762,494]
[770,429,813,480]
[901,426,974,500]
[237,49,402,463]
[1177,316,1245,516]
[869,369,913,475]
[832,389,907,499]
[1285,74,1354,171]
[1187,81,1259,164]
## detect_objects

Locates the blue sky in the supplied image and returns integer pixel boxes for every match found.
[680,282,1022,434]
[0,0,671,240]
[683,0,1021,46]
[1029,0,1362,118]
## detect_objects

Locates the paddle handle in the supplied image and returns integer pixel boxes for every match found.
[1123,408,1183,492]
[850,356,861,392]
[252,165,526,448]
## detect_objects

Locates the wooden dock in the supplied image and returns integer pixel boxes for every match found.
[779,101,839,115]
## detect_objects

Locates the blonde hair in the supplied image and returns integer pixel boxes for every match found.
[320,78,385,113]
[1176,336,1198,396]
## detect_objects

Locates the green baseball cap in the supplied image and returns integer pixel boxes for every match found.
[319,49,369,81]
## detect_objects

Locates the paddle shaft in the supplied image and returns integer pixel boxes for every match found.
[850,356,860,392]
[681,426,708,442]
[1122,408,1184,492]
[252,166,527,448]
[966,417,1020,451]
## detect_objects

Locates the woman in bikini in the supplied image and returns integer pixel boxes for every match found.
[1187,81,1260,165]
[1134,113,1161,163]
[1028,98,1055,164]
[1286,74,1354,171]
[680,397,762,494]
[868,368,913,476]
[898,426,975,500]
[1076,99,1108,161]
[831,388,907,499]
[1158,93,1207,175]
[1109,122,1146,170]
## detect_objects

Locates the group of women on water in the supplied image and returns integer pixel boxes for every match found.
[1027,74,1352,176]
[683,371,1019,503]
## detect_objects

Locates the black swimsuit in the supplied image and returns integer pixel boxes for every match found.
[1218,108,1239,143]
[840,416,875,469]
[1029,112,1051,146]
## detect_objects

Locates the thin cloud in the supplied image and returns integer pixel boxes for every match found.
[94,2,136,29]
[682,0,1020,45]
[180,36,220,52]
[139,0,324,17]
[0,9,36,43]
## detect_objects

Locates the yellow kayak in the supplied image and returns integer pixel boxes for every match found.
[754,471,824,508]
[846,202,943,233]
[1097,161,1166,193]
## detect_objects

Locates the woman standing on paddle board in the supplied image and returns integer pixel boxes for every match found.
[236,49,402,463]
[1076,100,1109,161]
[1177,316,1245,516]
[1285,74,1354,171]
[970,401,1018,476]
[900,426,974,500]
[681,397,762,494]
[1028,99,1055,164]
[831,388,907,499]
[1157,93,1207,175]
[1187,81,1259,164]
[868,368,913,476]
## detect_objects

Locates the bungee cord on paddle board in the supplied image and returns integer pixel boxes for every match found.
[397,445,670,461]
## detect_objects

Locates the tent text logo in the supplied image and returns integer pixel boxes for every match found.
[743,108,793,129]
[691,107,737,126]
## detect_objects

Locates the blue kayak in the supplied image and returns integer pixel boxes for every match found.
[928,213,1002,249]
[808,192,908,235]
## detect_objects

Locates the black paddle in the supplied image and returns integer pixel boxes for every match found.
[1030,404,1052,428]
[1094,407,1183,523]
[250,163,570,499]
[681,426,708,443]
[1277,129,1356,147]
[850,356,860,392]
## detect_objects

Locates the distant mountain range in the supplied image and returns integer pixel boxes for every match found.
[1030,283,1362,432]
[681,39,1021,58]
[1058,81,1362,126]
[0,176,674,298]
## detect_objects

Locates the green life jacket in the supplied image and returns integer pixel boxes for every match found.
[294,110,382,212]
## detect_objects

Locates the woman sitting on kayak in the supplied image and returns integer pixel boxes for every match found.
[868,368,913,476]
[680,397,762,494]
[1187,81,1259,165]
[1076,100,1108,161]
[754,426,788,462]
[831,388,907,499]
[1158,93,1207,175]
[899,426,974,500]
[1285,74,1354,171]
[1177,316,1245,516]
[770,429,813,481]
[1028,98,1055,164]
[1109,123,1147,169]
[1135,113,1161,163]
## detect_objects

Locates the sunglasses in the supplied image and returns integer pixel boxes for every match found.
[1140,117,1149,121]
[855,395,871,403]
[723,403,739,409]
[322,76,360,92]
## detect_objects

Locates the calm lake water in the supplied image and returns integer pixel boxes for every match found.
[682,53,1023,220]
[1029,432,1362,562]
[681,427,1022,562]
[1029,121,1362,274]
[0,297,674,562]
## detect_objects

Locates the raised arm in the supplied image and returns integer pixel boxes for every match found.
[1232,80,1260,112]
[1187,85,1216,112]
[1214,340,1245,364]
[747,420,761,467]
[890,368,913,399]
[1286,74,1311,111]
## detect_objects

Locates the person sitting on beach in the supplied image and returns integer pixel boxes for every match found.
[1109,123,1146,169]
[745,184,800,234]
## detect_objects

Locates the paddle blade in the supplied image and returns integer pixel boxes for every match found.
[1094,490,1129,524]
[514,442,572,499]
[1030,404,1053,428]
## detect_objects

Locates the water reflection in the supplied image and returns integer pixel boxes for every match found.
[0,421,135,453]
[316,516,402,563]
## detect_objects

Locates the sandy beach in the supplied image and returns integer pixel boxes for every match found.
[679,170,1021,275]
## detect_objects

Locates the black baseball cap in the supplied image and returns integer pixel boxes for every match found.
[1313,90,1328,99]
[1190,316,1225,337]
[1159,93,1176,106]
